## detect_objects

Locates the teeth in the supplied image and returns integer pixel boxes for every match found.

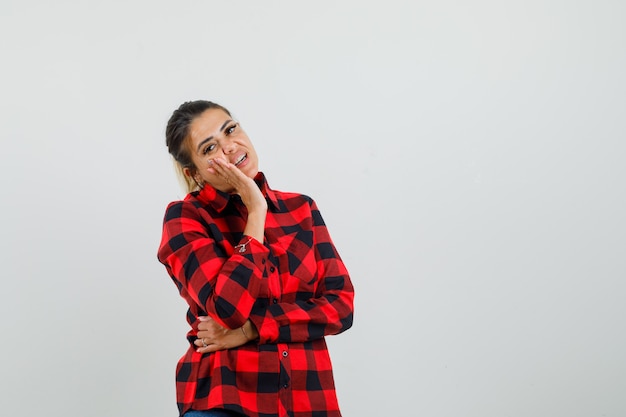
[235,154,247,166]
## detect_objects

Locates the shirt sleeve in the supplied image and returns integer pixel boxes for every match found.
[249,200,355,344]
[157,200,270,329]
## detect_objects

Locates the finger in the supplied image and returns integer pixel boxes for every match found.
[207,161,226,177]
[213,157,245,177]
[210,159,238,181]
[194,336,212,346]
[213,157,231,166]
[212,157,232,171]
[196,344,214,353]
[196,343,224,354]
[196,345,219,353]
[197,330,214,339]
[197,316,212,330]
[197,320,218,333]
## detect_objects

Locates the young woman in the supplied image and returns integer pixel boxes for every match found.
[158,100,355,417]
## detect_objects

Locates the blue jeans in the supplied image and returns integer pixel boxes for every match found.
[183,410,245,417]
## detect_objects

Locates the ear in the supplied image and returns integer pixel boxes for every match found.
[184,167,204,188]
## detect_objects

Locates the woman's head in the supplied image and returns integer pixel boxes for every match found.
[166,100,259,193]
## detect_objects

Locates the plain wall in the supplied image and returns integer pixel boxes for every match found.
[1,1,625,416]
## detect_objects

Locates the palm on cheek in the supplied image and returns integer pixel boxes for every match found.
[207,158,266,211]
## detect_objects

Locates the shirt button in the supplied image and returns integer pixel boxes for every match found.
[282,383,289,389]
[282,350,288,357]
[272,298,278,304]
[270,266,275,273]
[261,259,266,264]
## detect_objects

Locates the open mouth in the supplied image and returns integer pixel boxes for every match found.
[234,153,247,166]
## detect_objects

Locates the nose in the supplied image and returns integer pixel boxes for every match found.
[221,136,237,154]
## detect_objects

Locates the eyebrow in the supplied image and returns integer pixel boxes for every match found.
[195,119,234,153]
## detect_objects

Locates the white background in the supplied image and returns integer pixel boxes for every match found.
[1,1,625,416]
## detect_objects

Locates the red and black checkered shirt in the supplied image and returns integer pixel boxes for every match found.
[157,173,354,417]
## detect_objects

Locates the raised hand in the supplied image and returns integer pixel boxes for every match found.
[208,157,267,213]
[207,157,267,242]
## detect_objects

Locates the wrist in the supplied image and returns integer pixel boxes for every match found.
[241,325,250,340]
[242,320,259,342]
[247,206,267,218]
[243,214,266,243]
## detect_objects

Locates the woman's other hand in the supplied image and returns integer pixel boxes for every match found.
[193,316,258,353]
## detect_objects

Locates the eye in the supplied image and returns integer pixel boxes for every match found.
[225,123,238,135]
[202,143,217,155]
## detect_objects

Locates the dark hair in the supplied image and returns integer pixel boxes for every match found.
[165,100,232,170]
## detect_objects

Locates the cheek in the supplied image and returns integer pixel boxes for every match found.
[200,167,218,181]
[201,168,226,185]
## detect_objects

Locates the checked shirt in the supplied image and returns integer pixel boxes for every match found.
[157,173,354,417]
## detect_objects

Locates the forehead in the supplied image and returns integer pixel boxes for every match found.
[188,108,232,143]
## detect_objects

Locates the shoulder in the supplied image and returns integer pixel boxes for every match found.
[162,194,204,222]
[270,189,329,227]
[261,172,316,208]
[271,188,317,210]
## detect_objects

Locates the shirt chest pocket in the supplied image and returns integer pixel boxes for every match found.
[271,229,319,288]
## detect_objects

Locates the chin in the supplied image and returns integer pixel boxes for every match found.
[244,163,259,178]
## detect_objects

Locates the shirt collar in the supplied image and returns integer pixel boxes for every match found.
[191,171,279,213]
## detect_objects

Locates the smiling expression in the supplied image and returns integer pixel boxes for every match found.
[186,108,259,193]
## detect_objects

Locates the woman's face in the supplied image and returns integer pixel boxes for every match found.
[186,108,259,193]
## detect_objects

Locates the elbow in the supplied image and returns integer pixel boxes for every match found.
[329,301,354,335]
[333,289,354,334]
[340,311,353,333]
